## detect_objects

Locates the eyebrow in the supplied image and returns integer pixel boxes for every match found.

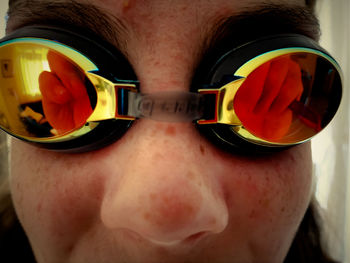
[6,0,130,51]
[201,4,320,59]
[6,1,320,59]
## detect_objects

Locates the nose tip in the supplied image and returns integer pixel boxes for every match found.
[100,169,229,246]
[139,190,228,245]
[100,121,229,247]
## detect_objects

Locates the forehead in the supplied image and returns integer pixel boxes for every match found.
[57,0,308,32]
[86,0,305,8]
[7,0,318,46]
[7,0,310,30]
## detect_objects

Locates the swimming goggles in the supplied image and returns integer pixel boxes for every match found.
[0,26,342,153]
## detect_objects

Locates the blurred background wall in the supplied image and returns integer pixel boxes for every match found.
[0,1,8,182]
[0,0,349,262]
[313,1,350,262]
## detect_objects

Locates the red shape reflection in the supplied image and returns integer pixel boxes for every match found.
[234,56,303,141]
[39,51,92,135]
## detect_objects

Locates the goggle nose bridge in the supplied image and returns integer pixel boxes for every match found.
[86,72,208,123]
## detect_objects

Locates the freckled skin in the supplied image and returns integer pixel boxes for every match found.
[9,0,312,263]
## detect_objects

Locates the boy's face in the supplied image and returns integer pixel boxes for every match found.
[9,0,315,262]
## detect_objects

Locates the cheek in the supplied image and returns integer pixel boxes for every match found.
[226,159,311,221]
[215,144,312,247]
[10,142,106,256]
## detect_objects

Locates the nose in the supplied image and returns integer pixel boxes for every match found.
[100,121,229,245]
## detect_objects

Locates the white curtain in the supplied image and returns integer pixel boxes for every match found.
[313,0,350,262]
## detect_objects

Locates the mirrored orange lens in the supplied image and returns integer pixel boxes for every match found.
[233,53,341,144]
[0,42,96,139]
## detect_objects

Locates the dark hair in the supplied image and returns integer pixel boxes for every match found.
[305,0,317,10]
[0,190,36,262]
[285,205,339,263]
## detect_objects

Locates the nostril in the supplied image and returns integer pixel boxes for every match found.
[184,231,209,243]
[147,231,210,247]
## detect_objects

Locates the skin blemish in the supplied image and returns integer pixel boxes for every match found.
[143,212,151,221]
[249,209,257,219]
[36,202,42,213]
[258,197,271,208]
[149,193,158,201]
[199,144,205,155]
[122,0,132,11]
[165,125,176,136]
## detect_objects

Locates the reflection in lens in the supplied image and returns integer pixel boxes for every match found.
[0,42,96,140]
[39,50,93,135]
[233,53,342,144]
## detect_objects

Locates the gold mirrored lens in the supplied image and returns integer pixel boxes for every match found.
[233,52,341,144]
[0,42,97,140]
